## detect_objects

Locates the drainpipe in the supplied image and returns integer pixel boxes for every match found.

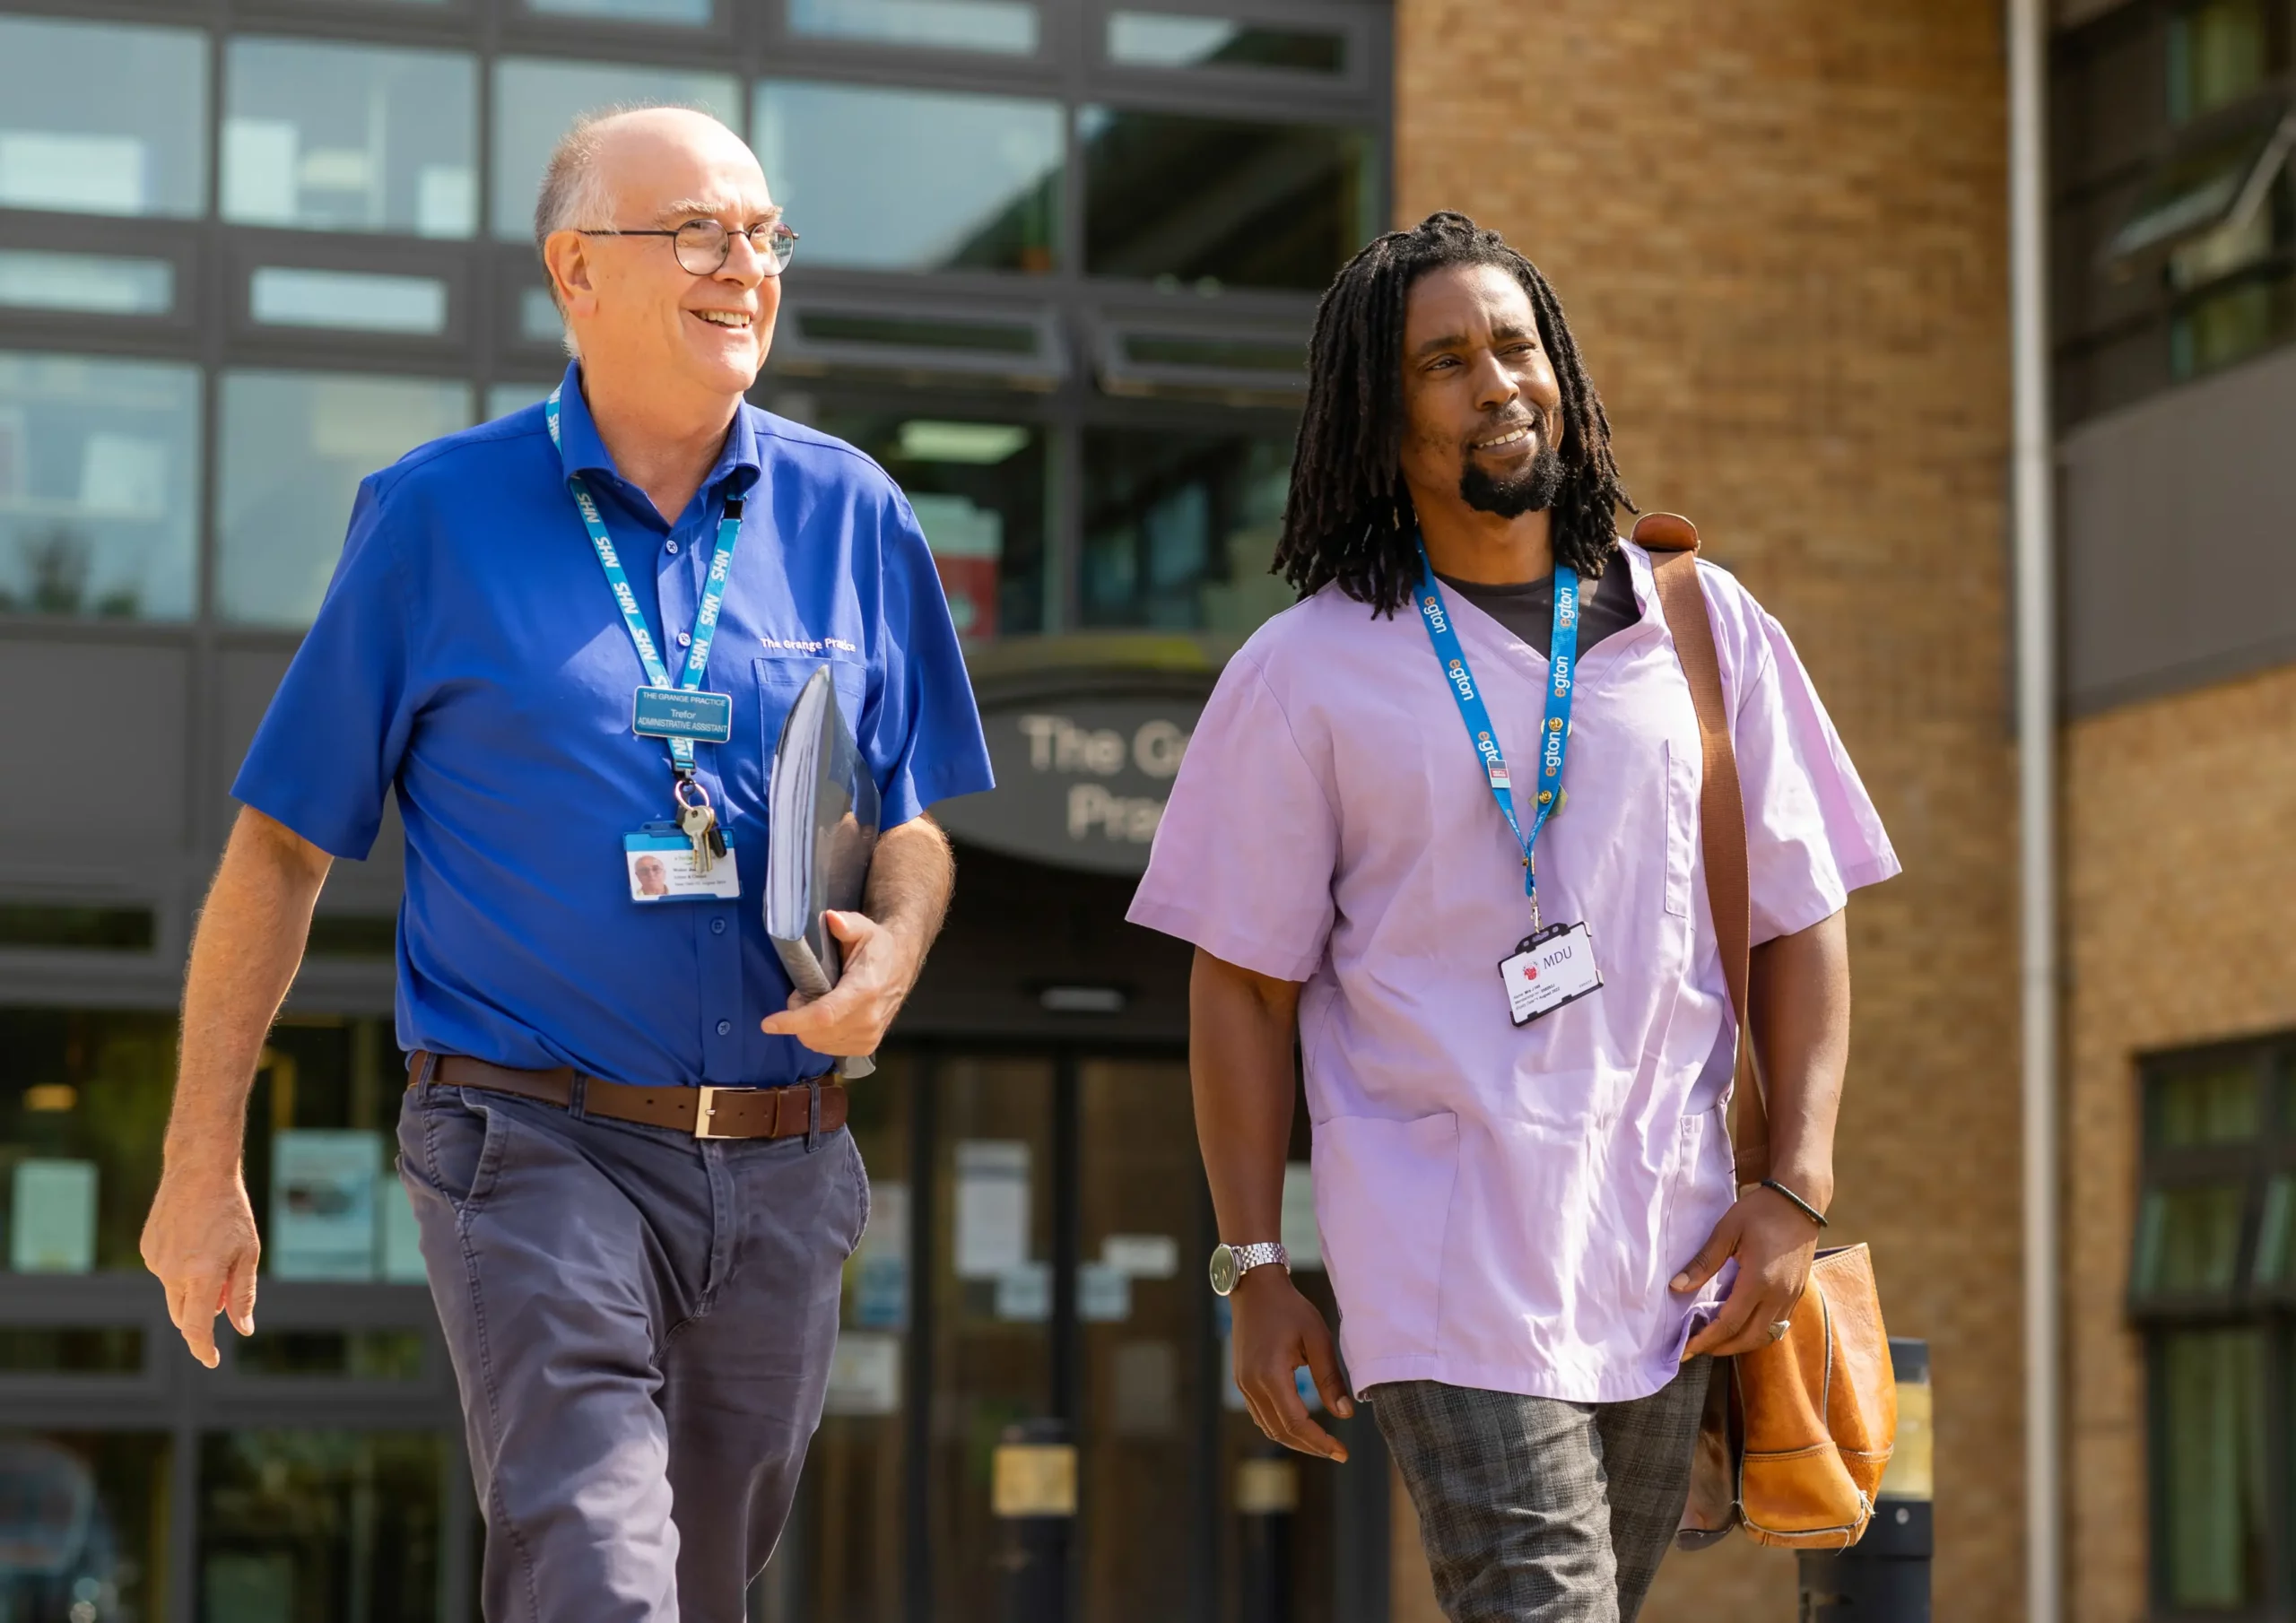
[2007,3,2062,1622]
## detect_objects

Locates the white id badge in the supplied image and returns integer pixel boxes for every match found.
[623,825,741,903]
[1499,921,1604,1026]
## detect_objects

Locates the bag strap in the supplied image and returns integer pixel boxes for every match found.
[1631,513,1770,1186]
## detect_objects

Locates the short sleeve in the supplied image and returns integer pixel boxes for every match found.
[1734,610,1900,943]
[864,492,994,829]
[230,477,418,860]
[1126,654,1338,982]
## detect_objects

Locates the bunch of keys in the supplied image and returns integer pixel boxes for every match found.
[673,777,727,874]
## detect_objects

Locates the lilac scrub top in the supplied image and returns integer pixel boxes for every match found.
[1126,540,1900,1402]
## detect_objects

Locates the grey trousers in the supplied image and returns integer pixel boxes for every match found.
[1373,1359,1712,1623]
[396,1081,866,1623]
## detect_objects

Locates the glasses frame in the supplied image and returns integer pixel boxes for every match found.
[576,220,798,276]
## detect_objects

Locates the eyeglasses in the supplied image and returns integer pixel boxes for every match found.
[578,219,799,277]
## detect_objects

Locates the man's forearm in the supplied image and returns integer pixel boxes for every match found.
[864,813,954,979]
[1189,950,1302,1243]
[1746,908,1851,1211]
[168,808,332,1172]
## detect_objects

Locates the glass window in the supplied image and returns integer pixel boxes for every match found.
[237,1019,420,1282]
[0,352,200,621]
[1081,428,1294,633]
[0,16,206,220]
[236,1329,426,1381]
[526,0,712,20]
[250,267,450,336]
[1080,108,1375,291]
[2131,1184,2249,1295]
[0,905,155,950]
[0,250,173,318]
[2170,0,2276,123]
[0,1432,170,1621]
[199,1430,448,1622]
[2148,1058,2262,1146]
[487,381,556,422]
[0,1010,177,1275]
[217,370,471,628]
[223,38,477,238]
[788,0,1039,54]
[2155,1328,2267,1608]
[492,60,744,242]
[1106,13,1345,74]
[813,411,1047,640]
[755,82,1061,274]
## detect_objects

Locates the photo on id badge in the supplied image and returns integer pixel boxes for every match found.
[624,825,740,903]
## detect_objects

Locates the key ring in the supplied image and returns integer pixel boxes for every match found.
[673,776,714,815]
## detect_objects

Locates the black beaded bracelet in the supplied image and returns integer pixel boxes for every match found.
[1760,1177,1830,1228]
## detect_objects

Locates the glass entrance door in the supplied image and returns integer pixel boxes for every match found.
[759,1042,1378,1623]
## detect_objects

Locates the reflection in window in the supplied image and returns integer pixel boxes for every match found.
[2132,1184,2248,1296]
[2172,270,2296,378]
[2155,1329,2266,1609]
[0,1433,170,1622]
[0,1009,177,1274]
[1106,13,1344,74]
[1081,429,1293,633]
[199,1430,447,1623]
[2170,0,2274,124]
[755,82,1060,273]
[789,0,1039,54]
[240,1020,423,1283]
[527,0,711,20]
[0,16,206,219]
[0,352,200,621]
[223,38,476,237]
[1081,108,1375,291]
[0,251,173,317]
[2148,1059,2261,1146]
[251,268,449,336]
[492,60,743,241]
[217,370,471,627]
[818,412,1046,640]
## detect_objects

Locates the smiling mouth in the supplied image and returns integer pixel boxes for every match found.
[692,309,753,330]
[1471,421,1536,453]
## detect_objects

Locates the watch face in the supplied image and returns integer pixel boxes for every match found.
[1208,1244,1238,1297]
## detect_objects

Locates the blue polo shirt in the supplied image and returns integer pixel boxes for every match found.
[233,361,994,1087]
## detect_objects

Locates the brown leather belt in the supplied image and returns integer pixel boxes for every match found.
[409,1050,846,1141]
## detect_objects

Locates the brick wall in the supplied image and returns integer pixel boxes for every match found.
[1389,3,2022,1618]
[2062,663,2296,1623]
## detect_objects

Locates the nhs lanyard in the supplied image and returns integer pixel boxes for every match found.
[1413,542,1580,927]
[545,386,742,778]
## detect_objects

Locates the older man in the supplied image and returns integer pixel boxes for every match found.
[138,108,990,1620]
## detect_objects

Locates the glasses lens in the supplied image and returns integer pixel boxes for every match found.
[674,219,730,274]
[757,223,796,275]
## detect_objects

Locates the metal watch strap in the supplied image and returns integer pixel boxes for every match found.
[1231,1242,1287,1275]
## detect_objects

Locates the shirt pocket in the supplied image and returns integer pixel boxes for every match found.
[1663,735,1698,918]
[1310,1111,1460,1370]
[755,653,869,758]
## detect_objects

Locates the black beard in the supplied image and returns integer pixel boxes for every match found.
[1459,440,1565,519]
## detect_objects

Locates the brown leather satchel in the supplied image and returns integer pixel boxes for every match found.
[1634,512,1898,1552]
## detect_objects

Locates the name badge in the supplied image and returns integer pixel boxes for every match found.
[1499,921,1604,1026]
[632,686,734,745]
[624,824,740,903]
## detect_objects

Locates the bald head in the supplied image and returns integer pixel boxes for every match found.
[533,106,763,255]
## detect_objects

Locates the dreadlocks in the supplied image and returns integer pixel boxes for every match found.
[1274,211,1632,616]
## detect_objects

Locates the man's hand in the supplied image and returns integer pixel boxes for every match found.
[141,1165,261,1368]
[760,908,919,1055]
[1231,1267,1354,1462]
[1670,1185,1823,1358]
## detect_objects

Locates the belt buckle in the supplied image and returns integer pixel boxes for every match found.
[692,1085,739,1141]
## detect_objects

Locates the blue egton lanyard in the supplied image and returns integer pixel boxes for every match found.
[1413,539,1580,930]
[545,386,742,783]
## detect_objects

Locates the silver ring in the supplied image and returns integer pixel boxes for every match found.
[1765,1320,1792,1343]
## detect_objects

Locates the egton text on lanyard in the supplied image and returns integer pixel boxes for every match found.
[546,386,743,812]
[1413,536,1580,932]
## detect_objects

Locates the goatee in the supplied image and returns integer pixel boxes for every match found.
[1460,442,1565,519]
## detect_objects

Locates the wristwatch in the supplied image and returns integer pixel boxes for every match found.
[1208,1241,1289,1297]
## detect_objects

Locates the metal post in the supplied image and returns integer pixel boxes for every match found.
[993,1417,1074,1623]
[1797,1339,1934,1621]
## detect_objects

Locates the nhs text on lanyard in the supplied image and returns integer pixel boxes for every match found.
[548,386,744,904]
[1413,543,1605,1027]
